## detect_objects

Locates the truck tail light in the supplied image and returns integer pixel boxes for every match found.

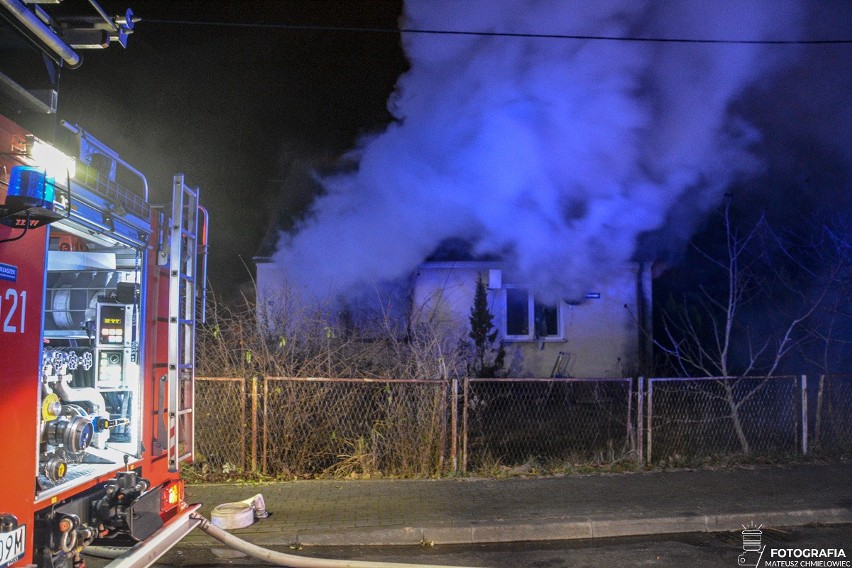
[161,480,184,513]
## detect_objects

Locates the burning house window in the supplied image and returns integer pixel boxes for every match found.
[504,287,561,340]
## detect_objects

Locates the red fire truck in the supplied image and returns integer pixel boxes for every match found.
[0,4,209,567]
[0,116,209,568]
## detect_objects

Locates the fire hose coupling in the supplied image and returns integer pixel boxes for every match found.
[250,494,269,519]
[41,393,62,421]
[42,454,68,482]
[44,415,94,453]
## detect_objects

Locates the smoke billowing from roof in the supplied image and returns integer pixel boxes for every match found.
[274,0,806,302]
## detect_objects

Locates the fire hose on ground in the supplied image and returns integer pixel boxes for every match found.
[87,494,486,568]
[194,494,485,568]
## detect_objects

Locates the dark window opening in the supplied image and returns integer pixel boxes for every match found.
[534,302,558,337]
[506,288,529,336]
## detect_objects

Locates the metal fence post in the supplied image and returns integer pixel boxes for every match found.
[451,378,458,473]
[814,374,825,450]
[637,376,644,465]
[262,377,268,474]
[251,375,258,473]
[646,378,653,464]
[462,378,469,474]
[239,378,246,473]
[801,374,808,456]
[438,382,447,475]
[626,377,634,459]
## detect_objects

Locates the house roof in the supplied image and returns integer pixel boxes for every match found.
[425,237,501,263]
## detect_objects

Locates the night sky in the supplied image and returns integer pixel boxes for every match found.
[56,0,408,296]
[37,1,852,305]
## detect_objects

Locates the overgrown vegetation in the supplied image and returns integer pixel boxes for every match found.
[193,285,470,480]
[198,284,470,381]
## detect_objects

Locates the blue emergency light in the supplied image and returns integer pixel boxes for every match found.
[5,165,54,210]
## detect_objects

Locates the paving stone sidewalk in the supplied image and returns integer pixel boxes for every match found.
[181,462,852,547]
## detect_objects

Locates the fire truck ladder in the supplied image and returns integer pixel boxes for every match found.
[166,174,204,472]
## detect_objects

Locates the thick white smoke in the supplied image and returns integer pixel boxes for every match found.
[274,0,803,302]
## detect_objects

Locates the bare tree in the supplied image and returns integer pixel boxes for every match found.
[655,198,828,454]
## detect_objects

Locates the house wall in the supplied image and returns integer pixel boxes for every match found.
[255,260,283,300]
[257,258,652,378]
[411,262,487,331]
[413,262,651,378]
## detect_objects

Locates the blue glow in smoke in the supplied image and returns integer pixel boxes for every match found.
[275,0,804,302]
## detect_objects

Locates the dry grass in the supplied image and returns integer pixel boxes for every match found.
[192,286,469,479]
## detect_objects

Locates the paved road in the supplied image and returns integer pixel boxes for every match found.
[79,463,852,567]
[84,524,852,567]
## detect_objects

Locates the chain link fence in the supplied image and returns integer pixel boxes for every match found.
[812,375,852,457]
[193,378,246,473]
[262,378,450,478]
[463,378,635,472]
[191,374,850,478]
[646,376,799,463]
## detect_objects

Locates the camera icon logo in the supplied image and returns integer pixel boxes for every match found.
[738,523,766,567]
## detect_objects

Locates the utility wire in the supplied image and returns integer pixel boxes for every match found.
[144,18,852,45]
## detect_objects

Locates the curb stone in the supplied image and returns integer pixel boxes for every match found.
[178,507,852,548]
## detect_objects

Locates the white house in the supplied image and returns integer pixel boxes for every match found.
[254,251,653,378]
[411,261,652,378]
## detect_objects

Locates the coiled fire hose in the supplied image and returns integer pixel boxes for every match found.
[210,494,269,529]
